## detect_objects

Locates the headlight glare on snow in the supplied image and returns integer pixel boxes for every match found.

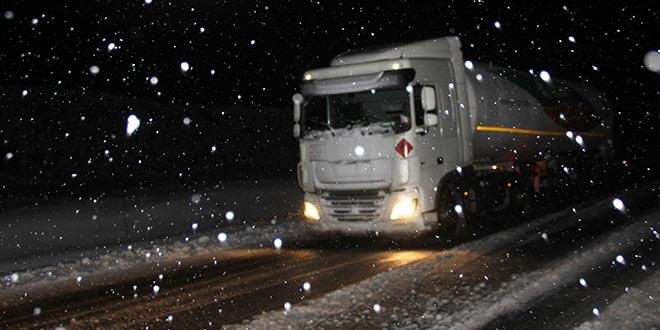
[304,202,320,220]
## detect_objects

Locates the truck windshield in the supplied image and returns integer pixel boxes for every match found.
[302,87,412,134]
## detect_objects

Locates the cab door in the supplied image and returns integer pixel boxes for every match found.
[413,79,461,212]
[436,83,460,171]
[412,84,444,212]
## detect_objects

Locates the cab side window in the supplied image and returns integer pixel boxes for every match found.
[413,86,425,127]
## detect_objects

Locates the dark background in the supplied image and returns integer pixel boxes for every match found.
[1,1,658,199]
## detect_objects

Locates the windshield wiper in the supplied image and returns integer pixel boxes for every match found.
[305,119,337,135]
[347,114,395,129]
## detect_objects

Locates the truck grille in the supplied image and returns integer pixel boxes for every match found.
[320,190,387,222]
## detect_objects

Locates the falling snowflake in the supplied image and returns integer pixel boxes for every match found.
[191,222,198,230]
[180,61,190,73]
[373,303,382,313]
[615,255,626,265]
[225,211,235,221]
[464,60,474,70]
[149,76,159,85]
[89,65,100,75]
[107,42,116,52]
[217,232,227,242]
[284,302,291,311]
[302,281,311,292]
[612,198,626,212]
[191,194,201,203]
[183,117,192,126]
[579,278,588,287]
[126,114,141,136]
[153,285,160,293]
[539,70,551,83]
[273,238,283,249]
[643,50,660,73]
[5,152,13,160]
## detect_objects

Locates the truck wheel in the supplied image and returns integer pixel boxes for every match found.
[508,183,525,215]
[464,187,479,219]
[437,182,470,241]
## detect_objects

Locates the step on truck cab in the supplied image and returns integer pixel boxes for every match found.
[292,36,612,235]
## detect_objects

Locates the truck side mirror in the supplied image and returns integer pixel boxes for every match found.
[421,86,436,111]
[293,123,301,138]
[292,93,303,123]
[424,113,438,127]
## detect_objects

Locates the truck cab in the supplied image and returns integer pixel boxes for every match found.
[292,37,473,234]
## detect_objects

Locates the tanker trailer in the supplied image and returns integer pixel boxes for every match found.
[291,36,612,237]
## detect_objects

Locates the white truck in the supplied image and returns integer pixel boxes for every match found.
[292,36,612,237]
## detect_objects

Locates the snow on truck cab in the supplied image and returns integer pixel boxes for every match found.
[292,36,612,236]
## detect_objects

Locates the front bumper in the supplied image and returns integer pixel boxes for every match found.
[304,189,435,234]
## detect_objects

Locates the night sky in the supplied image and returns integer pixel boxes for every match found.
[1,1,658,104]
[1,1,659,195]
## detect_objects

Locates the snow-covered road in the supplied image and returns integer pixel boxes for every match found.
[0,182,658,330]
[227,184,660,330]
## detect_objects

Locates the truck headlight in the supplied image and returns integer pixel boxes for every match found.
[304,202,320,220]
[390,198,418,220]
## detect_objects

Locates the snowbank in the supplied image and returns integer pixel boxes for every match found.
[1,178,305,302]
[1,216,313,305]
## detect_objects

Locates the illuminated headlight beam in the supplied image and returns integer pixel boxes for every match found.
[304,202,320,220]
[390,198,418,220]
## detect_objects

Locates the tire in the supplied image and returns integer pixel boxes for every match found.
[508,182,525,215]
[436,181,471,241]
